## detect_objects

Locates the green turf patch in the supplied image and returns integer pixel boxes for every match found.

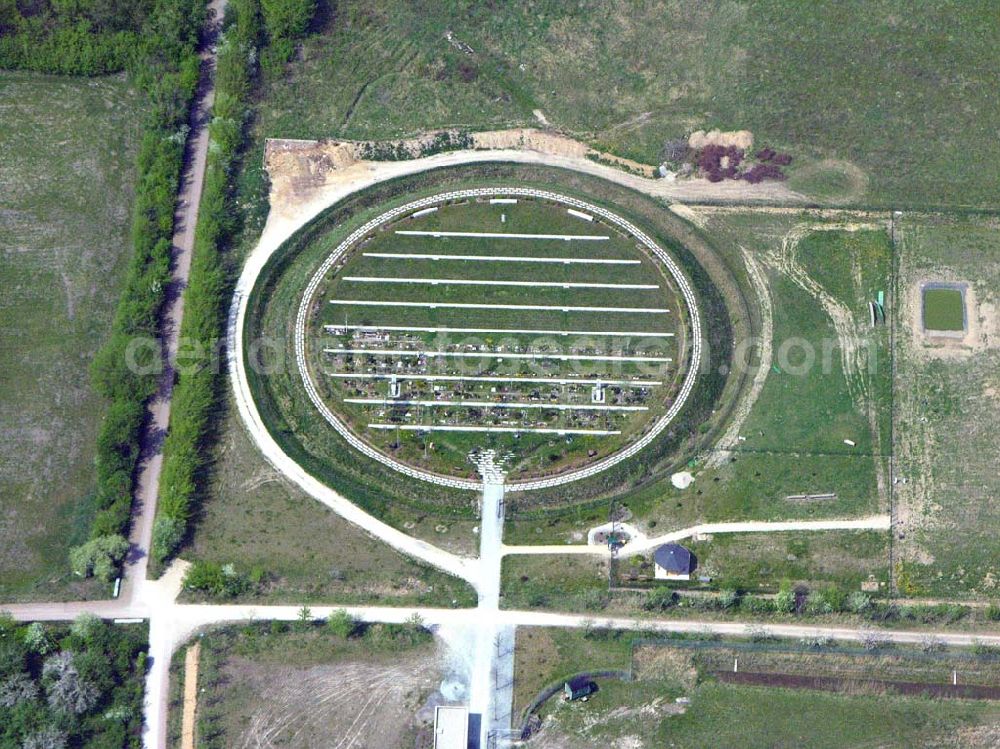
[922,287,965,331]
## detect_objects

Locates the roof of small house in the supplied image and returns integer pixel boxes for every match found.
[566,675,593,691]
[653,543,692,574]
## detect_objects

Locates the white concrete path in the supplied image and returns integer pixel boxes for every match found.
[502,515,893,557]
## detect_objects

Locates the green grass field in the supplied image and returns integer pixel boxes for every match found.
[501,529,890,612]
[0,71,143,600]
[242,0,1000,210]
[515,629,1000,748]
[179,396,476,606]
[894,215,1000,597]
[636,530,889,593]
[507,212,891,548]
[923,287,965,331]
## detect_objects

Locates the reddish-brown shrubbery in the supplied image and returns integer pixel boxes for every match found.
[691,142,792,183]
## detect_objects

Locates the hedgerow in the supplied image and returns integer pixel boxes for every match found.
[69,0,206,579]
[152,0,273,566]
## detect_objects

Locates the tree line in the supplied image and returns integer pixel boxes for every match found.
[1,0,316,581]
[152,0,316,566]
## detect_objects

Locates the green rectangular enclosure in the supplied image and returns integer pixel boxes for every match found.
[922,287,965,331]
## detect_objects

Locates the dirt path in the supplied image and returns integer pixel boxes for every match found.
[707,247,773,466]
[181,642,201,749]
[501,515,891,557]
[121,0,228,602]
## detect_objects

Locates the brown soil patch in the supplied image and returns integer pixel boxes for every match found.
[714,670,1000,700]
[226,651,439,749]
[688,129,754,151]
[181,642,201,749]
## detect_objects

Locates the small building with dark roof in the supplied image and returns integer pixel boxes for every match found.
[653,543,693,580]
[564,676,595,701]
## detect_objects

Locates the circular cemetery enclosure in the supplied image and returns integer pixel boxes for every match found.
[287,187,703,489]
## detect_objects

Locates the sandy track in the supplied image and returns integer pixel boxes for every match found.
[180,643,200,749]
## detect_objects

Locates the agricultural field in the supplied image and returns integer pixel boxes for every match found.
[178,397,477,605]
[240,0,1000,211]
[309,194,688,480]
[172,620,450,749]
[0,72,143,600]
[893,214,1000,598]
[514,629,1000,749]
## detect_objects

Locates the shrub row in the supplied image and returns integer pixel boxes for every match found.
[637,582,977,626]
[152,0,273,566]
[73,1,206,577]
[0,0,154,74]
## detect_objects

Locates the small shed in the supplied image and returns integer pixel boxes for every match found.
[654,543,693,580]
[564,676,595,701]
[433,706,468,749]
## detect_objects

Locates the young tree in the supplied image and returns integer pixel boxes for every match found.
[43,651,99,714]
[22,726,68,749]
[326,609,357,639]
[69,534,129,581]
[23,622,52,655]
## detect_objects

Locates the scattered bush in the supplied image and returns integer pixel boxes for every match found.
[183,561,252,598]
[799,633,833,650]
[719,588,741,609]
[742,595,776,614]
[581,588,609,612]
[774,581,796,614]
[846,590,871,614]
[642,587,678,611]
[859,629,891,651]
[327,609,359,639]
[745,624,774,643]
[69,535,130,582]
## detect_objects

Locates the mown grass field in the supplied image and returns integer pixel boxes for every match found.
[923,287,965,331]
[515,629,1000,749]
[241,0,1000,210]
[0,71,143,600]
[893,214,1000,597]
